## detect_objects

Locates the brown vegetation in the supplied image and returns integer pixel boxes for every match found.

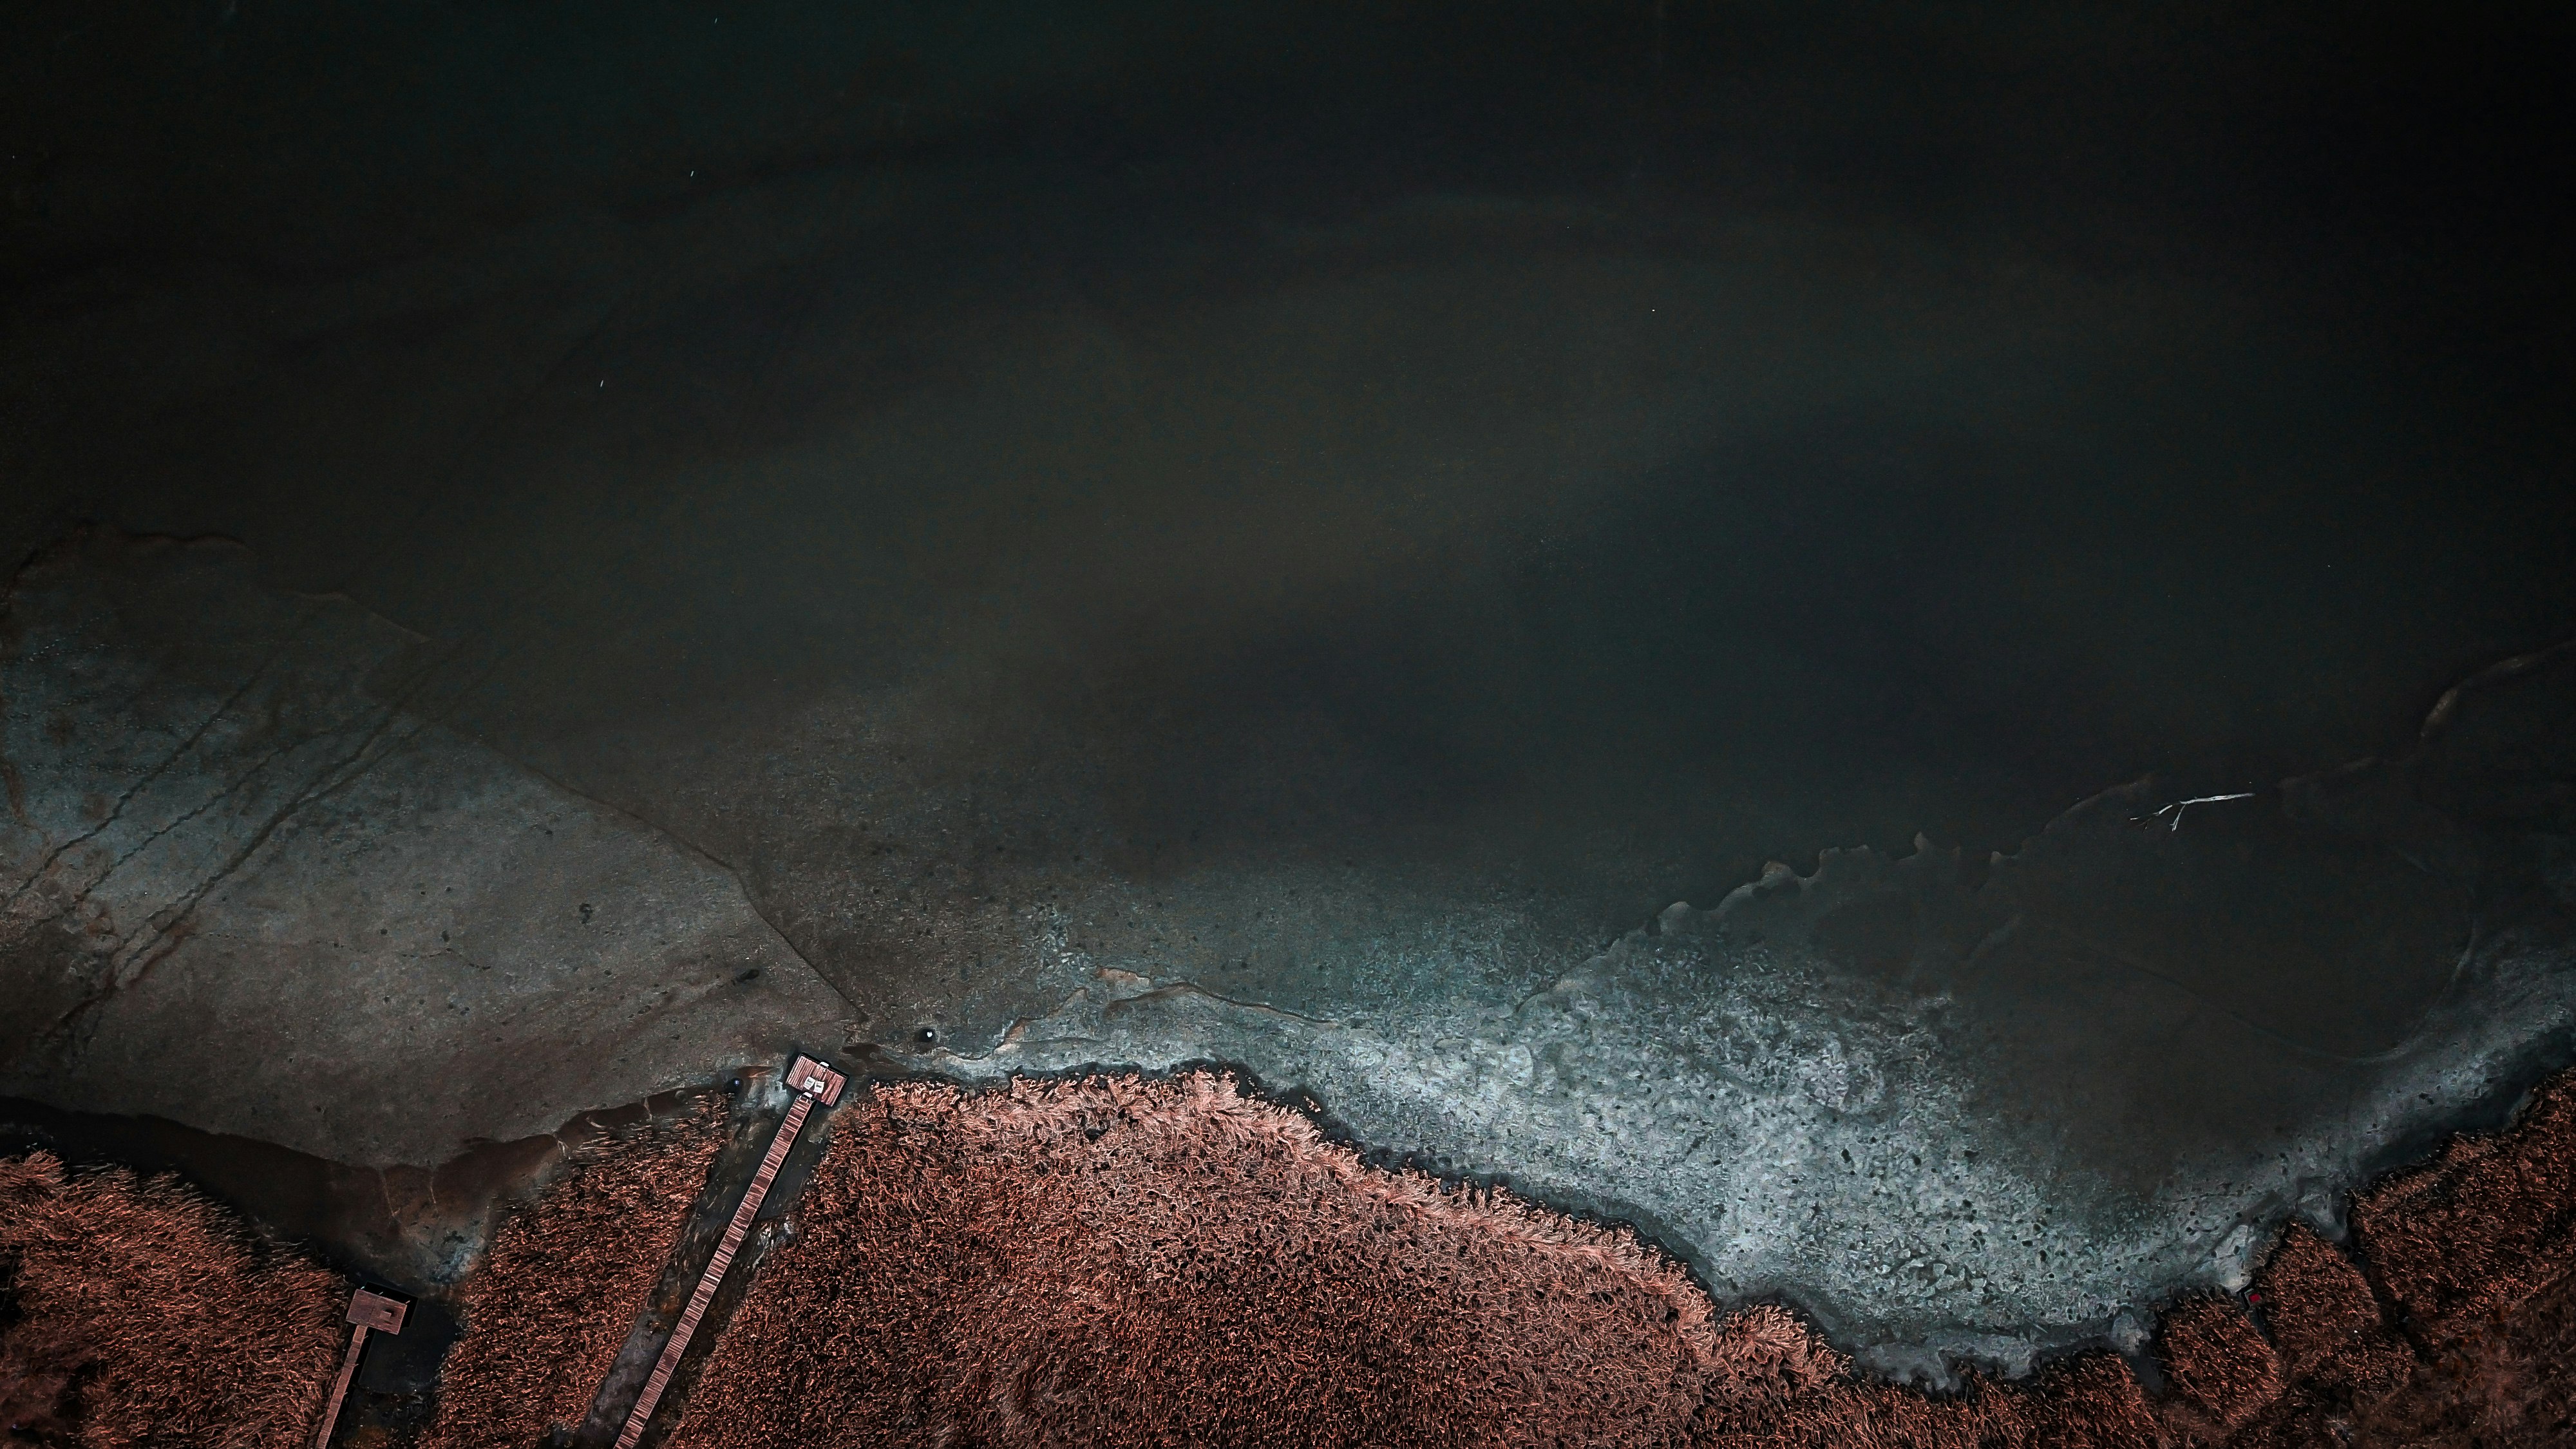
[654,1069,2576,1448]
[421,1100,730,1449]
[668,1072,1762,1447]
[2207,1068,2576,1448]
[0,1152,345,1448]
[14,1066,2576,1446]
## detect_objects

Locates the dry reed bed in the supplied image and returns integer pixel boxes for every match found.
[0,1153,345,1448]
[14,1067,2576,1445]
[426,1067,2576,1447]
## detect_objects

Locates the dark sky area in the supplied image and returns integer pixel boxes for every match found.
[5,0,2570,937]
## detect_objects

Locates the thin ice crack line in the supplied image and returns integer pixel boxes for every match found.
[2417,636,2576,741]
[61,712,428,1046]
[39,643,464,1054]
[104,705,426,979]
[86,717,428,1017]
[120,925,497,978]
[2138,793,2256,831]
[303,446,863,1018]
[1,603,321,911]
[2015,916,2465,1066]
[55,730,325,918]
[463,749,860,1020]
[1960,914,2023,971]
[1099,981,1343,1027]
[30,709,414,1057]
[589,973,761,1057]
[945,980,1365,1070]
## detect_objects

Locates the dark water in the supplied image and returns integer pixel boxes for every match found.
[9,2,2570,913]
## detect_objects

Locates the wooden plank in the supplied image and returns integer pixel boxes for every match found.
[611,1056,844,1449]
[314,1289,405,1449]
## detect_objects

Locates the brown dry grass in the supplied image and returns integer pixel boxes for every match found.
[2212,1068,2576,1448]
[31,1063,2571,1448]
[2352,1074,2576,1341]
[0,1151,345,1448]
[413,1068,2576,1448]
[618,1070,2179,1448]
[2156,1296,2284,1442]
[421,1099,729,1449]
[2248,1226,2407,1396]
[668,1072,1772,1448]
